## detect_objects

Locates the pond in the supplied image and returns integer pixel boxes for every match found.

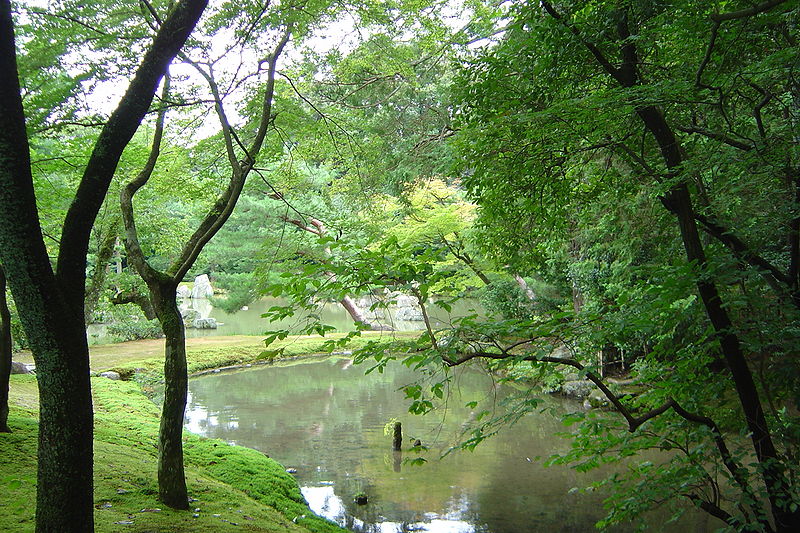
[185,357,713,533]
[88,297,483,344]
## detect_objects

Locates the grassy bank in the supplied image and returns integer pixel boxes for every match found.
[2,331,415,532]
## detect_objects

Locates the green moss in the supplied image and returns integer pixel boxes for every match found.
[1,375,346,533]
[107,331,417,393]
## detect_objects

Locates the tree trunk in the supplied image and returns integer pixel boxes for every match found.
[85,218,120,323]
[513,274,536,301]
[539,3,800,526]
[111,289,157,320]
[0,0,207,529]
[152,281,189,509]
[637,105,798,531]
[0,265,12,433]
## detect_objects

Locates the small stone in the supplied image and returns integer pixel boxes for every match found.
[193,514,200,518]
[116,489,129,494]
[98,371,121,380]
[11,361,33,374]
[114,520,134,525]
[285,467,297,474]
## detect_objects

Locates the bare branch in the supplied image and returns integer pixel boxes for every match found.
[120,76,171,284]
[540,1,625,84]
[711,0,789,23]
[675,125,755,151]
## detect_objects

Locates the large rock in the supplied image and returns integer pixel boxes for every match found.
[561,380,595,399]
[396,305,423,321]
[98,371,121,381]
[193,317,218,329]
[176,285,191,299]
[11,361,33,374]
[191,274,214,299]
[587,389,610,408]
[181,307,201,327]
[394,294,416,308]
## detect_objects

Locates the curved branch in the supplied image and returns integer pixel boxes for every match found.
[710,0,788,23]
[540,1,623,83]
[442,349,756,503]
[249,26,291,161]
[56,0,208,309]
[120,77,171,285]
[675,125,755,151]
[169,28,292,282]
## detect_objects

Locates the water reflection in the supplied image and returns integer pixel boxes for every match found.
[185,357,712,533]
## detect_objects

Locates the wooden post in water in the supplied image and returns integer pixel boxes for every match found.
[392,421,402,450]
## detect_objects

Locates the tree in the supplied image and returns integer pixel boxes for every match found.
[0,0,207,529]
[120,7,291,502]
[445,0,800,530]
[0,265,11,433]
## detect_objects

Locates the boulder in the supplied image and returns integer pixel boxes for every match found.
[396,305,423,321]
[176,285,191,299]
[587,389,610,409]
[560,380,594,399]
[193,317,218,329]
[98,371,121,380]
[181,307,200,327]
[191,274,214,299]
[394,294,416,308]
[10,361,33,374]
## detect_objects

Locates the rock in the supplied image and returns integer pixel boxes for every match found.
[395,293,417,308]
[10,361,33,374]
[561,380,594,399]
[176,285,191,299]
[353,493,368,505]
[99,371,121,380]
[181,307,200,327]
[285,467,298,474]
[550,345,572,359]
[191,274,214,299]
[193,317,218,329]
[396,305,423,321]
[587,389,610,409]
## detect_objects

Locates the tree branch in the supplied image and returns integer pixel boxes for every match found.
[56,0,208,312]
[442,347,759,513]
[169,26,291,282]
[675,125,755,151]
[120,76,171,285]
[540,1,623,83]
[711,0,788,23]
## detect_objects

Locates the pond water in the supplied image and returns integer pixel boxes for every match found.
[88,297,482,344]
[185,357,713,533]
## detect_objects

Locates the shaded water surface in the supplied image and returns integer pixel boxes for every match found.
[185,357,712,533]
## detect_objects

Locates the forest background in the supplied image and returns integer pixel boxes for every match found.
[1,0,799,532]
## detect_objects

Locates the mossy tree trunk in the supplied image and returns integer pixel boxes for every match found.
[0,265,13,433]
[120,27,291,509]
[0,0,207,529]
[84,217,120,323]
[151,280,189,508]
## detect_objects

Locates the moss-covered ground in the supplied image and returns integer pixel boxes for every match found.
[1,331,414,532]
